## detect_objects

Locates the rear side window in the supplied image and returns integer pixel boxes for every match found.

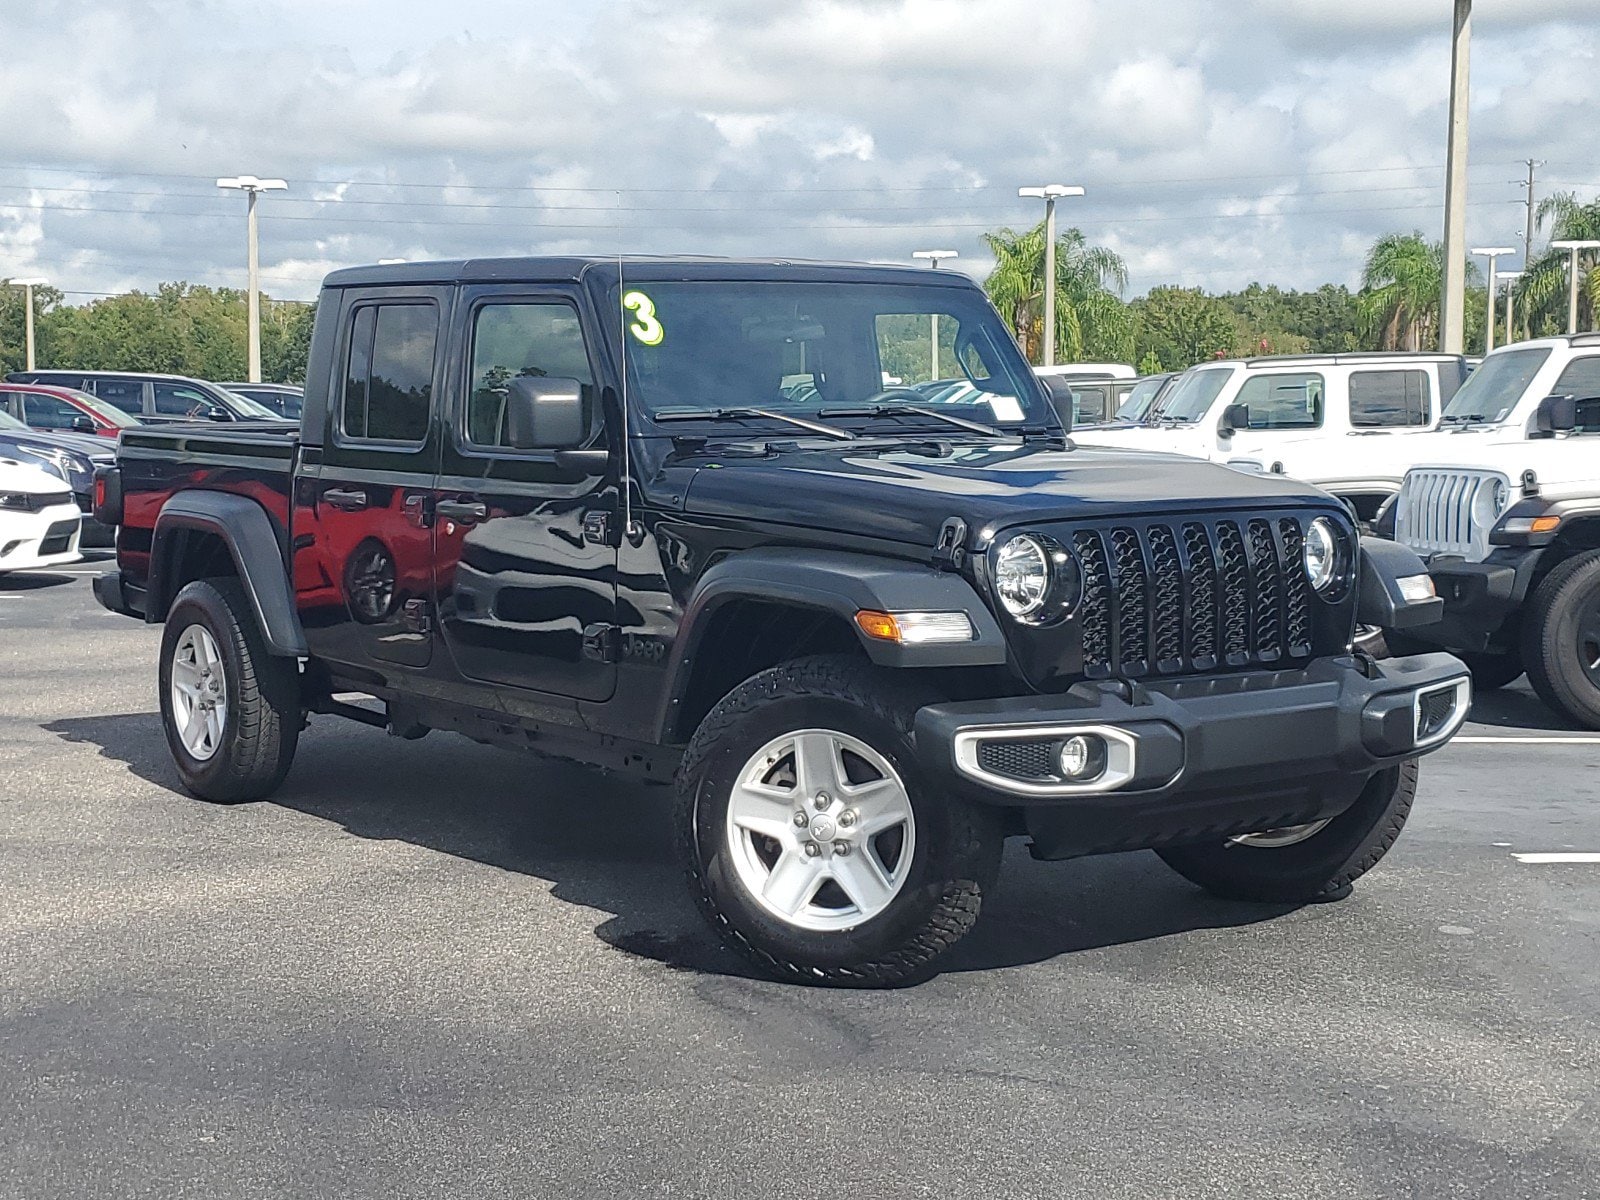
[1349,369,1431,427]
[341,303,438,444]
[1235,372,1324,430]
[91,379,144,413]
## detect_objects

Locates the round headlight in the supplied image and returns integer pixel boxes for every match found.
[995,534,1051,619]
[1303,516,1343,593]
[1491,477,1509,513]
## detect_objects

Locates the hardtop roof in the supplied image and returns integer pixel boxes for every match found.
[321,255,980,290]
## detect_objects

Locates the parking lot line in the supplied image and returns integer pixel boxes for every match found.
[1512,852,1600,864]
[1454,736,1600,744]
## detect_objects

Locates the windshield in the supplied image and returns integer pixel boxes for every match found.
[60,389,139,426]
[1441,347,1552,423]
[1156,368,1232,422]
[613,281,1047,429]
[1115,376,1167,421]
[221,389,284,420]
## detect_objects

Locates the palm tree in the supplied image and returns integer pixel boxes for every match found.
[1516,192,1600,337]
[981,223,1133,363]
[1357,233,1444,351]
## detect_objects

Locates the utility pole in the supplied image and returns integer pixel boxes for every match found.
[1438,0,1471,355]
[1018,184,1085,366]
[11,276,48,371]
[217,175,288,383]
[1552,241,1600,334]
[911,250,958,379]
[1516,159,1542,270]
[1471,249,1514,352]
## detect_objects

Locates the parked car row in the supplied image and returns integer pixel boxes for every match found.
[7,370,298,425]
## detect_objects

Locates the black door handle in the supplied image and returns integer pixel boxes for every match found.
[436,499,489,523]
[323,487,369,511]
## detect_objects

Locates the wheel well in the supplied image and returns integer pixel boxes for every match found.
[1528,521,1600,595]
[671,600,864,742]
[156,528,237,616]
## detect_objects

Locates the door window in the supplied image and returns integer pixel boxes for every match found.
[466,302,594,448]
[1349,369,1431,427]
[153,383,214,416]
[1555,357,1600,432]
[1234,372,1324,430]
[91,379,144,413]
[19,392,85,430]
[341,303,438,444]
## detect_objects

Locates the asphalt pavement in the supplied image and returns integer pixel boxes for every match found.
[2,560,1597,1199]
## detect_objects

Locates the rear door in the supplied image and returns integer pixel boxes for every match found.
[297,288,449,671]
[431,285,617,701]
[88,378,148,416]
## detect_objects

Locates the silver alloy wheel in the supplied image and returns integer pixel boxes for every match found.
[1229,819,1331,849]
[170,623,227,762]
[725,728,917,932]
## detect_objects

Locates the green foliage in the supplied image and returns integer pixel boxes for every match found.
[0,280,67,374]
[1218,282,1360,354]
[982,222,1134,364]
[1136,350,1162,375]
[1517,192,1600,337]
[1131,286,1240,370]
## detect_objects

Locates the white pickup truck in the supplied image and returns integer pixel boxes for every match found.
[1078,353,1468,521]
[1383,334,1600,723]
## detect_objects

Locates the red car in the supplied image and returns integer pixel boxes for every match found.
[0,382,142,439]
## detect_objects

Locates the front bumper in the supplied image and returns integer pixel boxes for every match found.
[1414,550,1543,651]
[914,653,1469,859]
[0,504,82,572]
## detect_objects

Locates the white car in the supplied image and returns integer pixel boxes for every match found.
[0,457,83,574]
[1078,353,1469,521]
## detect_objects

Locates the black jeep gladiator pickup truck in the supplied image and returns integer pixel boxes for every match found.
[93,256,1470,984]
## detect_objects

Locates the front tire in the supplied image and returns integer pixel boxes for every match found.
[1522,550,1600,728]
[675,656,1002,986]
[159,577,301,803]
[1156,761,1418,903]
[1455,649,1524,692]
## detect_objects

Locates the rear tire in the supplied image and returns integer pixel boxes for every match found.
[676,655,1002,986]
[159,577,300,803]
[1521,550,1600,728]
[1156,761,1417,903]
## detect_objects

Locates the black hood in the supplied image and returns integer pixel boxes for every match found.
[674,441,1338,547]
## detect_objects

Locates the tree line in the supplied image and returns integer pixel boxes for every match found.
[1,192,1595,384]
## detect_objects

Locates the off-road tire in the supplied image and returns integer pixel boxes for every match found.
[159,577,300,803]
[1156,760,1418,903]
[1521,550,1600,728]
[1456,649,1524,691]
[675,655,1002,987]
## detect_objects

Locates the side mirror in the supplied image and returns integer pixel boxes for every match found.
[70,416,96,434]
[205,406,230,422]
[1039,376,1074,433]
[1534,393,1577,435]
[1219,402,1250,436]
[505,376,587,450]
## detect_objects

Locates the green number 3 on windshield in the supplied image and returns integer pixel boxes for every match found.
[622,291,664,346]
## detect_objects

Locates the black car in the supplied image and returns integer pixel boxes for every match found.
[6,371,288,425]
[218,382,304,420]
[0,409,117,545]
[92,255,1469,985]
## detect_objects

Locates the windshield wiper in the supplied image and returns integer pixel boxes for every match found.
[1440,413,1490,424]
[653,406,855,441]
[817,403,1008,438]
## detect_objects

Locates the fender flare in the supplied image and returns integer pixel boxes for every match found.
[149,491,308,657]
[657,546,1008,741]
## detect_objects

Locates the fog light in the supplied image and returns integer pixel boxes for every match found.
[1058,734,1107,782]
[1396,574,1436,603]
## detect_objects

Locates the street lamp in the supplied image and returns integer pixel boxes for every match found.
[1470,247,1515,352]
[1551,240,1600,334]
[217,175,288,383]
[9,276,48,371]
[1499,271,1524,346]
[912,250,958,378]
[1018,184,1085,366]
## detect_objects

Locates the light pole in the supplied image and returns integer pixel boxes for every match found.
[1439,0,1472,354]
[10,276,48,371]
[217,175,288,383]
[1551,240,1600,334]
[912,250,958,379]
[1470,247,1515,352]
[1018,184,1084,366]
[1500,271,1524,346]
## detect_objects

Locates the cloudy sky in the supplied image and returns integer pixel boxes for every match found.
[1,0,1597,305]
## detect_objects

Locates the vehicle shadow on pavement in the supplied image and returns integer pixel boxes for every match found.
[46,712,1299,986]
[1,572,79,591]
[1465,685,1578,732]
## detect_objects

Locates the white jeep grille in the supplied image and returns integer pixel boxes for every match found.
[1395,469,1508,562]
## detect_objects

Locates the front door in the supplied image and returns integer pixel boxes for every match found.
[297,289,448,671]
[1218,370,1326,458]
[432,287,618,702]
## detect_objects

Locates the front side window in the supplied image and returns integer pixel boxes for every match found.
[153,383,213,416]
[467,302,594,448]
[1554,357,1600,432]
[1235,372,1324,430]
[1349,369,1431,428]
[19,392,83,430]
[91,379,144,413]
[615,281,1045,429]
[341,303,438,443]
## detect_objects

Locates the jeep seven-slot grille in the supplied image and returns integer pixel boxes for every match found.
[1070,515,1319,678]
